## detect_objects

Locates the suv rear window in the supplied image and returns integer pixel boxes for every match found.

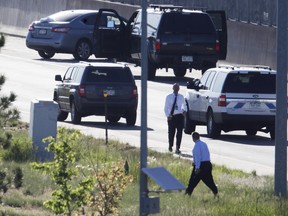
[85,67,133,83]
[222,72,276,94]
[158,13,215,34]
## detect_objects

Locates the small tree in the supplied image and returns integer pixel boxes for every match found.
[88,161,133,216]
[31,128,93,216]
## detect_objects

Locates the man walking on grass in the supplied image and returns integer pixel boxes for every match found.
[185,132,218,197]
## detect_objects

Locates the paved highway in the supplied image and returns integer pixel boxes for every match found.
[0,36,279,177]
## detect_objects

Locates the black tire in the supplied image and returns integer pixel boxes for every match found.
[70,101,81,124]
[148,61,156,81]
[58,111,68,121]
[126,110,137,126]
[173,67,186,77]
[207,110,221,138]
[53,93,68,121]
[73,39,92,61]
[38,50,55,59]
[246,129,257,136]
[107,116,121,123]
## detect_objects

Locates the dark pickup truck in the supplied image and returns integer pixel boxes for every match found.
[92,5,227,80]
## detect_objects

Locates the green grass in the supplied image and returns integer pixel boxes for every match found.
[0,130,288,216]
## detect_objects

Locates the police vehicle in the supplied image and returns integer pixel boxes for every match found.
[184,65,276,139]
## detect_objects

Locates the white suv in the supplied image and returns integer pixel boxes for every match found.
[184,65,276,139]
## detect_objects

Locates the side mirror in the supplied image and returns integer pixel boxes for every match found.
[55,75,62,82]
[187,79,201,90]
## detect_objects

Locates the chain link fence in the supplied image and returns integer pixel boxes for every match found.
[108,0,277,26]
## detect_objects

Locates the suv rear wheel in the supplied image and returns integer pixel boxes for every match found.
[126,110,137,126]
[148,61,156,80]
[207,110,221,138]
[73,39,91,61]
[107,116,121,123]
[71,101,81,124]
[173,67,186,77]
[246,129,257,136]
[38,50,55,59]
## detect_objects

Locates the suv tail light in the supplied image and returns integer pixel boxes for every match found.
[215,40,220,52]
[52,27,70,33]
[155,39,161,52]
[218,95,226,106]
[78,85,86,97]
[132,86,138,97]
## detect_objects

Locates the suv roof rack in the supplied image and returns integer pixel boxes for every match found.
[149,4,183,12]
[218,64,272,70]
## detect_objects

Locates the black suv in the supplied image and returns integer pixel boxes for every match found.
[53,61,138,125]
[128,5,227,80]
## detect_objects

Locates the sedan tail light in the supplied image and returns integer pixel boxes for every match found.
[28,24,35,31]
[218,95,226,106]
[51,27,70,33]
[78,85,86,97]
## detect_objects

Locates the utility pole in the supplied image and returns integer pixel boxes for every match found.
[139,0,148,215]
[275,0,287,197]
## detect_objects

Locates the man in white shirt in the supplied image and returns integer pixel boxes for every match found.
[185,132,218,196]
[164,83,187,154]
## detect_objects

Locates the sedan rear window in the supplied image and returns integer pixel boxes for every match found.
[46,11,84,22]
[85,67,133,83]
[222,73,276,94]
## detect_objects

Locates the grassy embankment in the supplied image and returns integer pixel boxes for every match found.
[0,128,287,216]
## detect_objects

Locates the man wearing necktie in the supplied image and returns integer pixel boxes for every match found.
[164,83,187,154]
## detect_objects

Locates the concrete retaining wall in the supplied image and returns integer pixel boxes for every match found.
[0,0,278,69]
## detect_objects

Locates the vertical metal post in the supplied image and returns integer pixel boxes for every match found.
[104,93,108,145]
[140,0,148,215]
[275,0,287,197]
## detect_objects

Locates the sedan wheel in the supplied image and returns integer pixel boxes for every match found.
[38,50,55,59]
[73,39,91,61]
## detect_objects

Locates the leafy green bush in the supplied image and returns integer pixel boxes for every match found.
[1,132,34,162]
[31,127,94,215]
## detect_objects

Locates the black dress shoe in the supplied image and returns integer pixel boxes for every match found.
[168,147,172,152]
[184,190,191,197]
[175,149,181,154]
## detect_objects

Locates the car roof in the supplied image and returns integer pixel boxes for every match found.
[210,65,276,74]
[56,9,98,14]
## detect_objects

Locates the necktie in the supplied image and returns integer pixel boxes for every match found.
[170,94,178,116]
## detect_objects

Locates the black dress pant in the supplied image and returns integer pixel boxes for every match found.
[168,114,184,150]
[186,161,218,195]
